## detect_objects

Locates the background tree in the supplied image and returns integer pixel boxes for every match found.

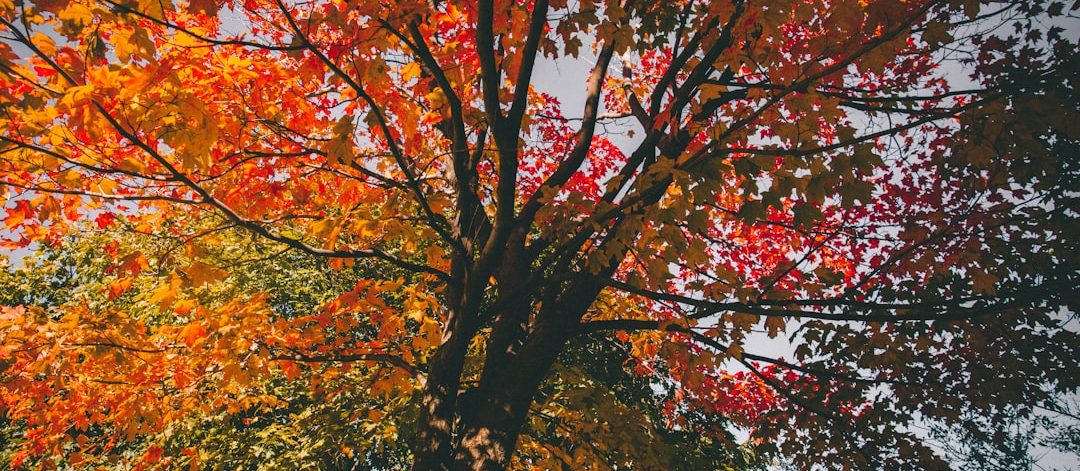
[0,0,1077,469]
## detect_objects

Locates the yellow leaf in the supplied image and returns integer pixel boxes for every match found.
[323,218,346,250]
[166,98,218,170]
[54,169,82,187]
[425,88,446,110]
[180,131,217,170]
[118,156,147,173]
[59,3,94,26]
[149,276,181,310]
[325,117,355,165]
[94,178,119,195]
[308,217,337,239]
[181,261,228,287]
[31,32,57,56]
[112,27,156,62]
[175,139,214,170]
[60,84,95,110]
[401,62,421,82]
[138,0,172,19]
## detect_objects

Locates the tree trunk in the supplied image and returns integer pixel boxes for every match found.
[449,331,568,471]
[411,312,571,470]
[413,233,601,470]
[411,334,470,470]
[412,282,478,470]
[410,336,560,471]
[449,390,530,470]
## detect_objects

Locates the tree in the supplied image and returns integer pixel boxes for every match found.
[0,0,1077,469]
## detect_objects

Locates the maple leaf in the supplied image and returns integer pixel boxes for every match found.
[178,323,207,348]
[180,261,228,287]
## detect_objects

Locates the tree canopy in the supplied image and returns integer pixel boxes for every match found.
[0,0,1078,469]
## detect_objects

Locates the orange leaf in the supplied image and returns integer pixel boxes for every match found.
[179,323,207,348]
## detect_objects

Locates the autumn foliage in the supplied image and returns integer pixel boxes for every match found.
[1,0,1078,469]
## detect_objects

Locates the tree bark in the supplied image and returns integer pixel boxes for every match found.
[449,327,569,471]
[411,317,564,471]
[448,380,535,470]
[411,328,471,470]
[412,262,482,470]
